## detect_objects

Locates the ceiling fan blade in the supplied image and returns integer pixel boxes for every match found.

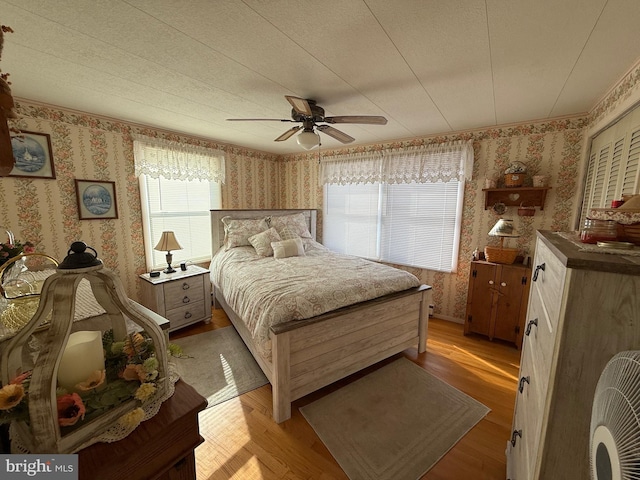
[274,126,301,142]
[227,118,293,122]
[316,125,355,144]
[285,96,312,116]
[323,115,388,125]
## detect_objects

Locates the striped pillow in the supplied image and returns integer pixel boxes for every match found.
[271,237,305,259]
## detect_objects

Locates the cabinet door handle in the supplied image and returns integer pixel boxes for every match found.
[518,376,530,393]
[525,318,538,336]
[182,282,190,290]
[532,263,546,281]
[510,429,522,447]
[501,282,507,287]
[184,311,192,319]
[182,296,191,304]
[488,280,494,285]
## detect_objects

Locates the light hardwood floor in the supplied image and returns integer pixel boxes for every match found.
[170,309,521,480]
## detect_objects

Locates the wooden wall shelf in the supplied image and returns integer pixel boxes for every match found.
[483,187,551,210]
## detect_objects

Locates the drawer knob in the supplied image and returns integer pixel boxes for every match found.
[182,296,191,304]
[510,429,522,447]
[501,282,507,287]
[184,311,192,319]
[532,263,546,281]
[518,376,530,393]
[182,282,190,290]
[488,280,494,285]
[525,318,538,336]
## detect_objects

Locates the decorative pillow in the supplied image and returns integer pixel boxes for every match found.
[248,227,281,257]
[222,216,269,250]
[278,226,300,241]
[268,213,312,238]
[271,237,306,259]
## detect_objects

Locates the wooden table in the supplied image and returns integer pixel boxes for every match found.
[78,380,207,480]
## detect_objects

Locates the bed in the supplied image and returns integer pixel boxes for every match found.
[210,209,432,423]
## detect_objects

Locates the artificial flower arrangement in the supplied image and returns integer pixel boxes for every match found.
[0,329,160,432]
[0,240,35,267]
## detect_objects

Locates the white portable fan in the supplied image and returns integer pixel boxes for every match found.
[590,351,640,480]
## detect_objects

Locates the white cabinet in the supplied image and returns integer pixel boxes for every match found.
[506,231,640,479]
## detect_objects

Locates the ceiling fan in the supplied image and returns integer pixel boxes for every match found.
[227,95,387,150]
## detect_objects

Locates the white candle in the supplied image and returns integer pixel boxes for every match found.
[57,331,105,392]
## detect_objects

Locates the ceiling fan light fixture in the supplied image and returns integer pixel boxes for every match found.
[296,130,319,150]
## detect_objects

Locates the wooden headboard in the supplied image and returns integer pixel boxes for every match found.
[210,209,318,252]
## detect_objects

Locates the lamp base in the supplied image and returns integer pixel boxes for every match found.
[484,246,519,264]
[164,252,175,273]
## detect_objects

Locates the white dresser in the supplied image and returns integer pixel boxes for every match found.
[506,231,640,480]
[139,265,212,332]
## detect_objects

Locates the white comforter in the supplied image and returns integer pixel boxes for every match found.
[209,239,420,360]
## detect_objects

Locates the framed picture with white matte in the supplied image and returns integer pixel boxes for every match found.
[9,131,56,179]
[75,179,119,220]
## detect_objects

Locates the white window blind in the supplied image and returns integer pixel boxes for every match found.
[139,176,221,270]
[322,141,471,273]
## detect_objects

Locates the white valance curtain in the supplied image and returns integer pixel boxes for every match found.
[320,140,474,185]
[133,134,225,183]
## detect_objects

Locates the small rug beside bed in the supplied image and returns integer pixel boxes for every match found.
[300,357,490,480]
[172,326,268,408]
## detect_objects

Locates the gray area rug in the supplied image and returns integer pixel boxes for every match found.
[172,326,268,408]
[300,357,490,480]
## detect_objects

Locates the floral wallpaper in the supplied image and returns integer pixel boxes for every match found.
[278,120,588,321]
[1,58,639,321]
[1,102,279,300]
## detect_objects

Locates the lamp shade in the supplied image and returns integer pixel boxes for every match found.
[296,130,320,150]
[154,231,182,252]
[488,219,520,238]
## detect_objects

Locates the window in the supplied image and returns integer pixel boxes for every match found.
[321,141,471,273]
[139,175,221,269]
[324,179,463,272]
[579,105,640,226]
[133,136,225,270]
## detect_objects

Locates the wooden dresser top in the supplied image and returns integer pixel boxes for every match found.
[538,230,640,276]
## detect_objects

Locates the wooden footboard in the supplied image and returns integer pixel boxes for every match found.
[215,284,431,423]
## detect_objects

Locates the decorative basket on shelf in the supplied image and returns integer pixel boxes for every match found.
[517,204,536,217]
[504,162,527,187]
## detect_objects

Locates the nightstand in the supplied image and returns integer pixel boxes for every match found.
[139,265,212,332]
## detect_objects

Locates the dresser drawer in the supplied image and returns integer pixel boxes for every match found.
[524,287,557,374]
[509,395,532,480]
[530,240,566,326]
[518,339,546,455]
[163,277,205,311]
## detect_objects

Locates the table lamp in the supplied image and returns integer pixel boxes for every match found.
[484,219,520,264]
[154,231,183,273]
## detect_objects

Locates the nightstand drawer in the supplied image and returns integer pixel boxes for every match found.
[163,278,204,310]
[166,301,207,330]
